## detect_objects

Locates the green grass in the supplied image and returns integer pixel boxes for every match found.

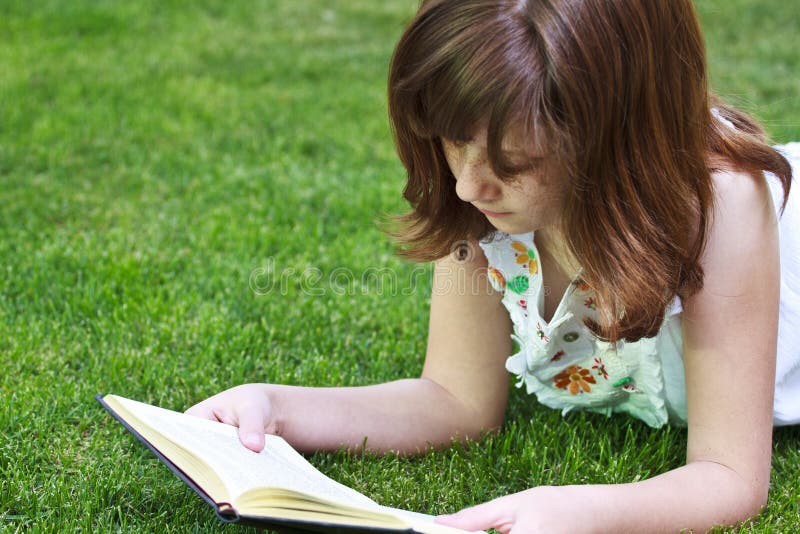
[1,0,798,532]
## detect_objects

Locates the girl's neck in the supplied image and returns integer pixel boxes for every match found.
[535,225,581,280]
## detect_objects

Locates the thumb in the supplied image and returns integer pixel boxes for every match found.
[436,498,514,534]
[236,406,267,452]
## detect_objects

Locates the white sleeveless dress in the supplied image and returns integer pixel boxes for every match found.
[478,142,800,427]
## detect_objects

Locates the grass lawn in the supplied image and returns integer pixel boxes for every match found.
[1,0,798,532]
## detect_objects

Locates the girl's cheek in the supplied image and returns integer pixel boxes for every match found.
[446,156,465,180]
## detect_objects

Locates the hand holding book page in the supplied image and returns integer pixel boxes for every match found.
[99,395,484,534]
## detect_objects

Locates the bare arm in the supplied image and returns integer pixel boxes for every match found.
[188,242,513,455]
[440,169,779,532]
[660,168,777,522]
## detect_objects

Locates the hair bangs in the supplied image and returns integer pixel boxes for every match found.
[394,0,552,178]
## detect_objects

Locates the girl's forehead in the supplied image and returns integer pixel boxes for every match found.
[465,121,549,153]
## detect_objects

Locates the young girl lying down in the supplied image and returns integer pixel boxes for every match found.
[188,1,798,531]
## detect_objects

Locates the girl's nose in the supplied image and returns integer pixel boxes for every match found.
[454,160,502,204]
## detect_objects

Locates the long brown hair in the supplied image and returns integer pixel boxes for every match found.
[386,0,792,343]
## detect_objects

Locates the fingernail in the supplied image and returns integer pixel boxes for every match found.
[244,433,261,447]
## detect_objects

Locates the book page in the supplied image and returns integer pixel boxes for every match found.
[110,396,379,509]
[378,506,486,534]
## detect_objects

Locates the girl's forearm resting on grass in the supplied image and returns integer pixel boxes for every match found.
[225,379,503,455]
[609,461,767,531]
[440,461,767,533]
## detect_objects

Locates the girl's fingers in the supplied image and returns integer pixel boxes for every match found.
[236,405,268,452]
[184,402,217,420]
[183,386,272,451]
[435,497,515,534]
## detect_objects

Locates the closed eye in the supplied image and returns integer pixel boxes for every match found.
[443,137,471,148]
[503,157,545,175]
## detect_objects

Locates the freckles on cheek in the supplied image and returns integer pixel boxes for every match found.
[515,185,566,225]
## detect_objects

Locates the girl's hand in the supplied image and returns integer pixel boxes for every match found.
[436,486,592,534]
[185,383,276,452]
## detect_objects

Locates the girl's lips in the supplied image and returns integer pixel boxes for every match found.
[477,208,511,217]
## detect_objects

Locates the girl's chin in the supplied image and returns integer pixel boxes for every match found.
[489,220,537,235]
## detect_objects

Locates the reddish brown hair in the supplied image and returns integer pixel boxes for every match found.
[386,0,792,343]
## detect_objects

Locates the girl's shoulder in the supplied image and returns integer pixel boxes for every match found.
[692,150,789,307]
[707,140,797,229]
[704,162,778,263]
[709,164,773,210]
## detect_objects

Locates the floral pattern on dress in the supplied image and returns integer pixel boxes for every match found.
[507,275,530,294]
[592,357,608,380]
[478,231,672,428]
[535,322,550,342]
[573,279,591,291]
[487,266,506,291]
[554,365,597,394]
[511,241,539,275]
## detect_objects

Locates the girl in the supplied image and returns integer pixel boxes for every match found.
[187,0,798,531]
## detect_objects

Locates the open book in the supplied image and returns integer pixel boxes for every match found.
[98,394,480,534]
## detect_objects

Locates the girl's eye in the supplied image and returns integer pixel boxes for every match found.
[506,158,544,175]
[442,138,469,149]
